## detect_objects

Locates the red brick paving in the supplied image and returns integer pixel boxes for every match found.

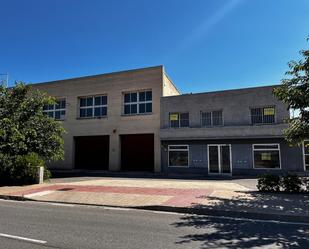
[9,184,214,207]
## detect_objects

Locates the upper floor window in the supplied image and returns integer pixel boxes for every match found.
[201,110,223,127]
[169,112,189,128]
[123,90,152,115]
[304,140,309,171]
[43,99,66,120]
[79,95,107,118]
[251,106,275,124]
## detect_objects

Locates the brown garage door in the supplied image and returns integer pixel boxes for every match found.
[121,134,154,172]
[75,136,109,170]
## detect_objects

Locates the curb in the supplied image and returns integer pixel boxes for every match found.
[0,195,308,224]
[0,195,29,201]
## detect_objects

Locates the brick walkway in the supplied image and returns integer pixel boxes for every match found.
[7,184,215,207]
[1,178,308,219]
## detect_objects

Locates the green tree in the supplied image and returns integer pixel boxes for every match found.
[274,38,309,145]
[0,83,65,184]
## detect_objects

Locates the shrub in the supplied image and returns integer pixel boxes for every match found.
[0,154,14,186]
[44,167,51,181]
[0,83,64,185]
[281,174,302,193]
[0,153,50,186]
[14,153,45,184]
[257,174,281,192]
[303,178,309,193]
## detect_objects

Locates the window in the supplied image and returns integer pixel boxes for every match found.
[43,99,66,120]
[201,110,223,127]
[168,145,189,167]
[253,144,281,169]
[251,106,275,124]
[169,113,189,128]
[304,140,309,171]
[79,95,107,118]
[123,90,152,115]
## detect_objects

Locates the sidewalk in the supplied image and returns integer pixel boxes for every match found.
[1,177,308,222]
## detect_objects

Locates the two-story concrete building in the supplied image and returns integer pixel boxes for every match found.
[160,86,307,175]
[32,65,309,176]
[32,66,180,173]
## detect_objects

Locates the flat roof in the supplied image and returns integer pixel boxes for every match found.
[162,84,280,99]
[29,65,163,86]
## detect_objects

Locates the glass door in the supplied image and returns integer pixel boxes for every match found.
[209,145,220,173]
[208,145,231,174]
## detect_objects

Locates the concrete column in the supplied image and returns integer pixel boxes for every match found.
[66,135,74,169]
[154,132,161,173]
[109,133,121,171]
[37,166,44,184]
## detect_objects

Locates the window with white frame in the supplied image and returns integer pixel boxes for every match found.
[169,112,189,128]
[201,110,223,127]
[251,106,275,124]
[79,95,107,118]
[253,144,281,169]
[304,140,309,171]
[123,90,152,115]
[168,145,189,167]
[43,99,66,120]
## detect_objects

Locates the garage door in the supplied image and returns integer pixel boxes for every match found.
[75,136,109,170]
[121,134,154,172]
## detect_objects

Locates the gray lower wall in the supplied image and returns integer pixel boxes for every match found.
[161,138,305,175]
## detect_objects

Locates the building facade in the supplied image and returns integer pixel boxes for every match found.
[32,66,309,176]
[160,86,307,175]
[32,66,180,172]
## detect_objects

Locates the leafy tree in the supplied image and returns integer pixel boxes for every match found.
[274,38,309,145]
[0,83,65,184]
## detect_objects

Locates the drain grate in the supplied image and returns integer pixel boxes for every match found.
[57,188,74,191]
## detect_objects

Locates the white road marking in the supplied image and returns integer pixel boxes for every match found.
[24,190,55,198]
[0,233,47,244]
[0,199,26,203]
[48,202,75,207]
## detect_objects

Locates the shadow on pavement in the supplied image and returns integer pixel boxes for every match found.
[193,191,309,217]
[168,191,309,248]
[171,214,309,248]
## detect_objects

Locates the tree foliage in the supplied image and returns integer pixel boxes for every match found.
[274,38,309,144]
[0,83,65,184]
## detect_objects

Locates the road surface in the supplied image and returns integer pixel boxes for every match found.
[0,199,308,248]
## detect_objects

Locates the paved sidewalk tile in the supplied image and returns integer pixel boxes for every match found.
[60,179,249,191]
[1,178,308,219]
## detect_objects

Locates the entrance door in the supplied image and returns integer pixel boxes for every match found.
[74,136,109,170]
[208,144,232,174]
[120,134,154,172]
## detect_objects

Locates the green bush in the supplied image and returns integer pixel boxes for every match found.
[0,154,14,186]
[281,174,302,193]
[257,174,281,192]
[0,153,50,186]
[44,167,51,181]
[0,83,64,186]
[303,178,309,192]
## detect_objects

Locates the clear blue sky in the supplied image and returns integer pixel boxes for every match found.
[0,0,308,93]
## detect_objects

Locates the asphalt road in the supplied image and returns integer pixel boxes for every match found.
[0,199,308,249]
